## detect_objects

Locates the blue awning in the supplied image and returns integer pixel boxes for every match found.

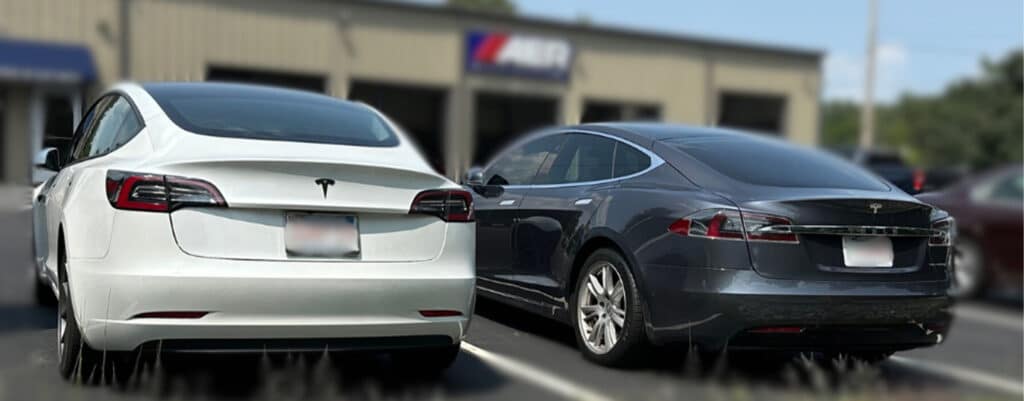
[0,38,97,83]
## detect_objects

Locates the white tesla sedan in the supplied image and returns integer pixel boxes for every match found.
[32,82,475,380]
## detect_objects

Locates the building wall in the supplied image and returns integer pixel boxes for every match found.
[0,0,821,182]
[709,49,822,145]
[2,86,31,182]
[0,0,122,91]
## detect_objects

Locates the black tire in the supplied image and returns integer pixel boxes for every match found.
[57,249,133,385]
[58,262,100,382]
[392,344,460,373]
[570,248,647,367]
[34,275,56,306]
[951,236,987,298]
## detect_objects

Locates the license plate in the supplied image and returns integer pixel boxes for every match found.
[285,213,359,258]
[841,236,893,267]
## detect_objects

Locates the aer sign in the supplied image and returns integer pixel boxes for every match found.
[465,31,573,81]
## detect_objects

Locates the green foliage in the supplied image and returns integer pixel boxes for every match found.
[446,0,516,14]
[821,101,860,147]
[822,49,1023,169]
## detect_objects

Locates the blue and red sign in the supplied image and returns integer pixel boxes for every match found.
[465,31,573,81]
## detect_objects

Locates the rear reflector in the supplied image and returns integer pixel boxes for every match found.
[419,310,463,318]
[669,209,798,244]
[106,170,226,212]
[928,217,955,247]
[131,311,209,319]
[410,189,474,222]
[748,326,805,334]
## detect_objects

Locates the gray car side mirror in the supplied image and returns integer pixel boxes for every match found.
[463,166,484,186]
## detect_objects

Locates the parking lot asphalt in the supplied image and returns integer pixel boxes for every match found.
[0,209,1020,401]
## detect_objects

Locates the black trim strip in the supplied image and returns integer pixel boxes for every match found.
[142,335,455,354]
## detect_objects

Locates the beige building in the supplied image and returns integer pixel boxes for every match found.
[0,0,822,184]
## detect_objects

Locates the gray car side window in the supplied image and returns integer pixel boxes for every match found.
[534,133,616,185]
[485,134,565,186]
[612,142,651,178]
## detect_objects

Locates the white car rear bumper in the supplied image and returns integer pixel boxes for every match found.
[65,212,475,352]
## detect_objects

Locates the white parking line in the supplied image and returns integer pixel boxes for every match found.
[954,303,1023,332]
[462,342,618,401]
[890,356,1024,396]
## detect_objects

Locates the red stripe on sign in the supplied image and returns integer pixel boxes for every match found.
[474,33,509,63]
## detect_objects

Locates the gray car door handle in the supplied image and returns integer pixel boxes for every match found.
[574,198,593,206]
[499,199,516,206]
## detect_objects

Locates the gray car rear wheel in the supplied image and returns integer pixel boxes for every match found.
[571,249,647,366]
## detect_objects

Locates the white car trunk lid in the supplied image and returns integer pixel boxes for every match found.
[154,141,451,262]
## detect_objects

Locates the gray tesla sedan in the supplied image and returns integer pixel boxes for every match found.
[465,123,954,367]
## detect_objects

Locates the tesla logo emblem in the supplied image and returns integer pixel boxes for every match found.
[315,178,335,198]
[869,202,883,214]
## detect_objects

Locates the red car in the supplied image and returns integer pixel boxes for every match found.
[917,164,1023,297]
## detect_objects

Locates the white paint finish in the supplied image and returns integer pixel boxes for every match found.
[35,82,475,353]
[171,208,447,262]
[462,342,619,401]
[891,356,1024,396]
[154,156,448,214]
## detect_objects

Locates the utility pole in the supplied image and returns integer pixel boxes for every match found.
[859,0,878,149]
[119,0,131,79]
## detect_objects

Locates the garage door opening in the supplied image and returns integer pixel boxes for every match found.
[718,92,786,134]
[474,92,558,164]
[207,66,326,93]
[348,81,447,174]
[582,100,661,123]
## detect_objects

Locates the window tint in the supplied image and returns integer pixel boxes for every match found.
[66,97,101,164]
[865,152,906,167]
[485,134,565,186]
[145,83,398,147]
[92,97,141,157]
[990,172,1023,202]
[535,134,615,185]
[70,96,113,162]
[75,96,141,160]
[666,136,890,190]
[114,103,143,147]
[613,143,650,177]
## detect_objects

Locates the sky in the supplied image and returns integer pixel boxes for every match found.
[423,0,1023,103]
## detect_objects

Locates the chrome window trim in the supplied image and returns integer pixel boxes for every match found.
[497,129,665,190]
[754,225,942,237]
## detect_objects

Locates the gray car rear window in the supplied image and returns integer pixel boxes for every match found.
[145,83,399,147]
[665,136,890,190]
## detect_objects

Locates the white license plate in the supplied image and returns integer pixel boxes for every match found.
[841,236,893,268]
[285,213,359,258]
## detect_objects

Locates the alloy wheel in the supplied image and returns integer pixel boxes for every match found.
[57,277,68,361]
[577,262,627,355]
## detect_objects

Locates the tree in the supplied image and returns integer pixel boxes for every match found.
[822,48,1023,169]
[446,0,516,14]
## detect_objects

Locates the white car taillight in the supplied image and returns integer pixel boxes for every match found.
[106,170,226,212]
[409,189,474,222]
[668,209,799,244]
